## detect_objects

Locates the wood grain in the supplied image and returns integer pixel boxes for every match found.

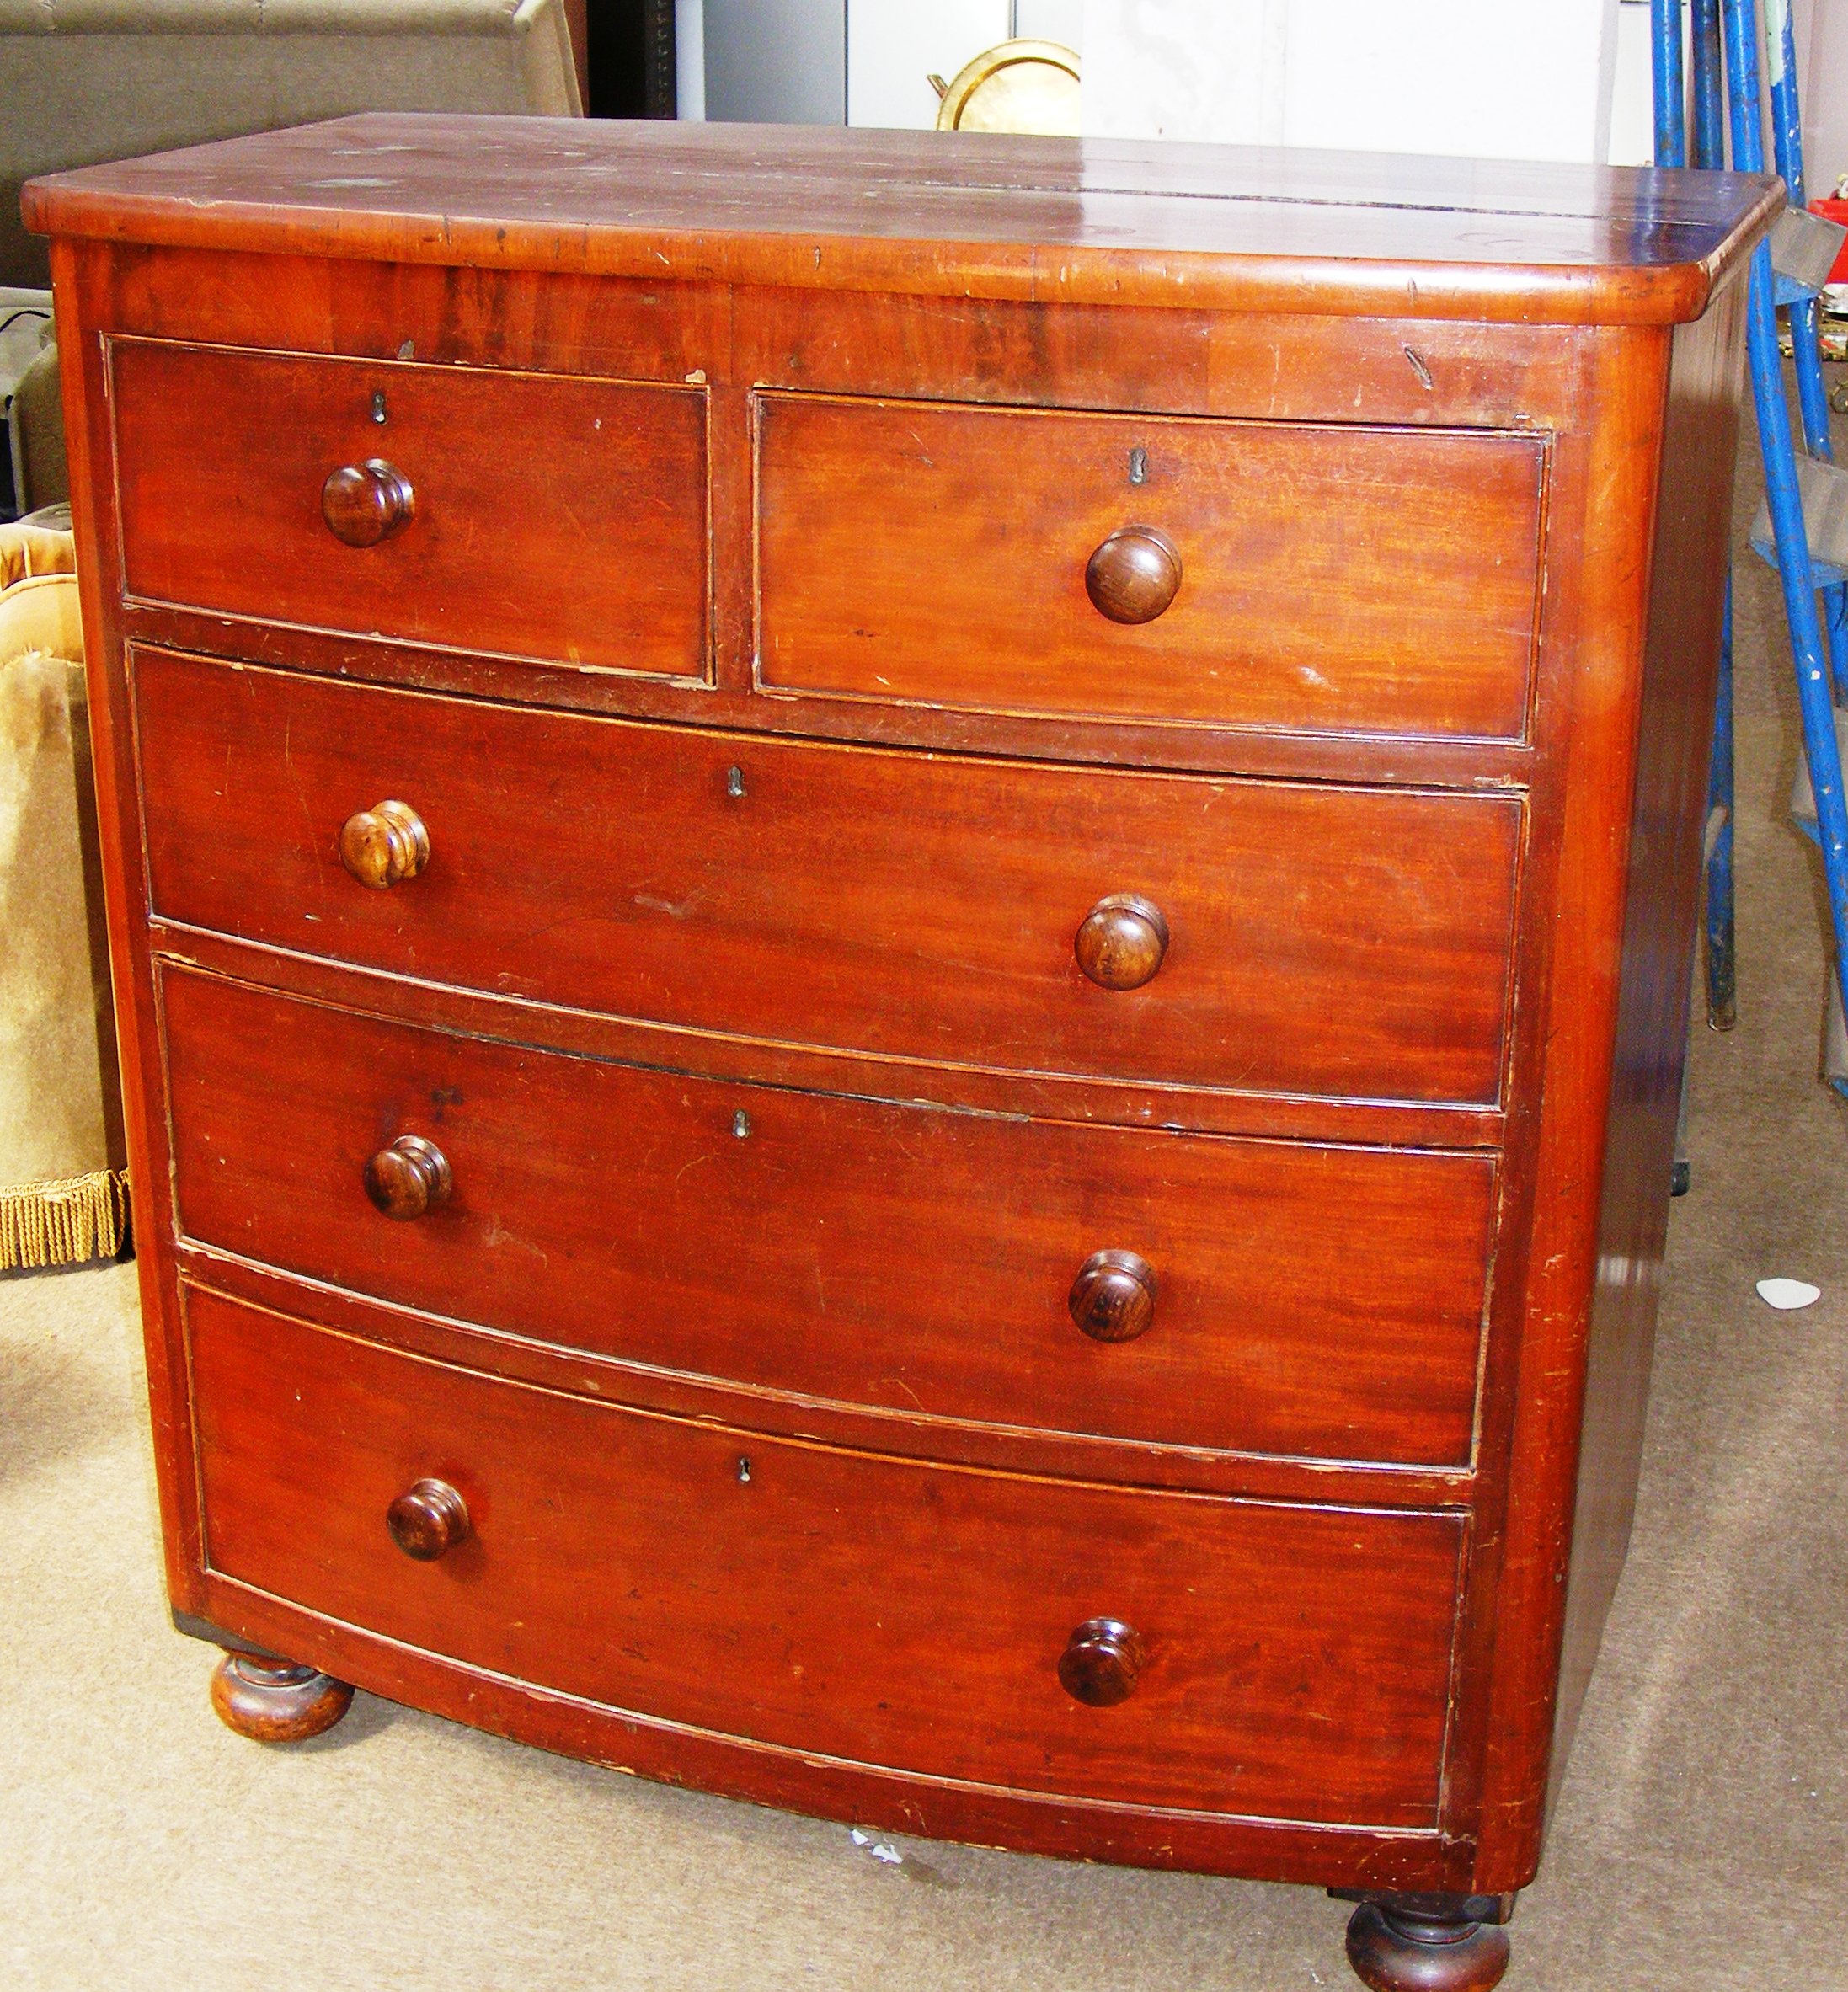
[162,964,1498,1471]
[208,1649,355,1743]
[757,394,1545,742]
[22,114,1782,325]
[188,1284,1466,1828]
[1547,288,1748,1802]
[30,121,1775,1935]
[1461,322,1681,1888]
[134,646,1524,1108]
[110,339,709,679]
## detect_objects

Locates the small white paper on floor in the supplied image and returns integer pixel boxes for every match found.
[849,1829,904,1864]
[1756,1277,1822,1310]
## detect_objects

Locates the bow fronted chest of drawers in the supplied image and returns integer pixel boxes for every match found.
[25,118,1776,1989]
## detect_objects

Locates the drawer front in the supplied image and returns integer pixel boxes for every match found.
[756,393,1546,741]
[190,1286,1465,1826]
[164,969,1496,1467]
[136,649,1522,1107]
[110,339,708,676]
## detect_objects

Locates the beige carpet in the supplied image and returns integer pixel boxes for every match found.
[4,413,1845,1991]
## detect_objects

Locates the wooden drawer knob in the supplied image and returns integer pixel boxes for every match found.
[387,1478,470,1561]
[339,799,429,889]
[322,457,415,547]
[1075,893,1169,991]
[1085,526,1181,624]
[1058,1617,1146,1707]
[364,1133,451,1220]
[1069,1249,1157,1343]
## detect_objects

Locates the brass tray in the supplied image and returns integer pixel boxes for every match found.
[931,39,1080,136]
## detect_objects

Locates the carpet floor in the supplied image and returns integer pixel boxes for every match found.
[3,410,1845,1992]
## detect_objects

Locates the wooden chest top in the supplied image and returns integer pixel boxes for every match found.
[23,110,1778,323]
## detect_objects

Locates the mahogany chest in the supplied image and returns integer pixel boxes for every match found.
[25,118,1776,1989]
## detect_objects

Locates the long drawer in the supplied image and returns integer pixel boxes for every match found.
[163,967,1496,1468]
[135,647,1523,1108]
[109,339,709,678]
[756,392,1546,741]
[188,1284,1466,1827]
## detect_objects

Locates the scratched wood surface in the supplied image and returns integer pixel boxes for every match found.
[22,114,1781,323]
[112,339,709,677]
[189,1283,1466,1828]
[29,126,1774,1947]
[756,392,1546,740]
[133,644,1525,1108]
[163,964,1498,1471]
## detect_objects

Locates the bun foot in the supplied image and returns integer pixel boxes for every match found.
[210,1649,354,1743]
[1345,1899,1512,1992]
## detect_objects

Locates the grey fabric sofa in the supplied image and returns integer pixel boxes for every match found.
[2,0,582,289]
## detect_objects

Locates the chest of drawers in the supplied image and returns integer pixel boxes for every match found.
[26,117,1776,1989]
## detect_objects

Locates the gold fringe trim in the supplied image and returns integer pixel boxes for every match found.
[0,1168,131,1270]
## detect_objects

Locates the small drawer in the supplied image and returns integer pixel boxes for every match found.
[188,1285,1465,1827]
[163,968,1497,1468]
[756,393,1546,742]
[109,339,708,677]
[136,648,1523,1108]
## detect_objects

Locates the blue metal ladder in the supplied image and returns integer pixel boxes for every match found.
[1652,0,1848,1087]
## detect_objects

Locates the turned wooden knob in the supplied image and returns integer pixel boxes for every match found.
[1085,526,1181,624]
[1075,893,1169,991]
[322,457,414,547]
[387,1478,470,1561]
[1069,1249,1157,1343]
[364,1134,451,1220]
[1058,1616,1146,1707]
[339,799,428,889]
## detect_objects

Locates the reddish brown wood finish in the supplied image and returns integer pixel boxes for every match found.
[28,118,1773,1967]
[1440,315,1727,1897]
[1547,286,1749,1797]
[1085,527,1183,628]
[1058,1617,1149,1707]
[339,800,429,889]
[151,911,1508,1155]
[1345,1899,1512,1991]
[362,1133,451,1220]
[1067,1249,1159,1346]
[20,115,1780,324]
[110,339,709,679]
[1073,892,1173,993]
[757,394,1546,741]
[134,645,1523,1108]
[320,457,415,547]
[188,1284,1465,1828]
[385,1477,472,1562]
[209,1648,355,1742]
[160,965,1496,1471]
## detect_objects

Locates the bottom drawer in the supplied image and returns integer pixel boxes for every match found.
[188,1284,1466,1829]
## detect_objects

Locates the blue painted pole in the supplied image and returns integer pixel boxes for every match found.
[1691,0,1726,168]
[1763,0,1845,697]
[1725,0,1848,1028]
[1743,248,1848,1016]
[1681,0,1739,1027]
[1706,582,1738,1027]
[1766,0,1834,462]
[1653,0,1686,165]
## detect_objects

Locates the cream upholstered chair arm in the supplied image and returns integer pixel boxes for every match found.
[0,521,129,1268]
